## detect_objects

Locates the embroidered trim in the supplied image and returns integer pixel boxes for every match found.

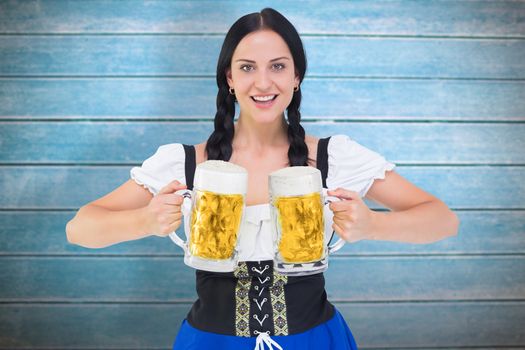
[270,271,288,335]
[250,261,273,336]
[234,262,251,336]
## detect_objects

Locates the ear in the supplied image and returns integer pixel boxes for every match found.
[226,68,233,87]
[294,70,300,87]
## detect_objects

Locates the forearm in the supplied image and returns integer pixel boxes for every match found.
[370,200,459,244]
[66,205,151,248]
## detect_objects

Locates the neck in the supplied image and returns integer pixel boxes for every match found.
[233,114,289,153]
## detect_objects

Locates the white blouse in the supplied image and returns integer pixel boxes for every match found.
[130,134,396,262]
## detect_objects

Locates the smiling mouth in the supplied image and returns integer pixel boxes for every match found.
[251,95,278,103]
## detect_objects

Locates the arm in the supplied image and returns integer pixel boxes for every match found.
[366,170,459,243]
[65,179,186,249]
[328,170,459,244]
[65,180,152,248]
[67,205,148,249]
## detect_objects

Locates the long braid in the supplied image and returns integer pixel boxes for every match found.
[205,86,236,161]
[286,88,308,166]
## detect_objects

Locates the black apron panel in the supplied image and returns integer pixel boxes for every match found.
[182,144,196,190]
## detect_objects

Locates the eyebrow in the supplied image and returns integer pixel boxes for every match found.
[235,56,290,63]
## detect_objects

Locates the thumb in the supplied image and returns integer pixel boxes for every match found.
[158,180,187,195]
[327,187,360,200]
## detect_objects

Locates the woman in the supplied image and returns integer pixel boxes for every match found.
[66,8,459,350]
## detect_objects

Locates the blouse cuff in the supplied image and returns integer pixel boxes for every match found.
[129,143,186,196]
[130,169,158,195]
[327,134,396,198]
[360,161,396,197]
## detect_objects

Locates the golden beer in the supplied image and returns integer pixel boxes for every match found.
[188,189,244,260]
[274,191,324,263]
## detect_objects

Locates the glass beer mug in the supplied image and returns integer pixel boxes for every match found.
[269,166,346,276]
[169,160,248,272]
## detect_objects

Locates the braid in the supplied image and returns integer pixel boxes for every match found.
[286,89,308,166]
[205,87,236,161]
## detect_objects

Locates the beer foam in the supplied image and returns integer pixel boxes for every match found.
[194,160,248,194]
[269,166,322,196]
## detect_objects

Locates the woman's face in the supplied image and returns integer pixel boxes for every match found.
[226,29,300,123]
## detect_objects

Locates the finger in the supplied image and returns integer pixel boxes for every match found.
[161,193,185,205]
[167,217,183,231]
[332,216,346,227]
[168,210,184,221]
[329,201,348,213]
[164,206,183,215]
[327,188,360,200]
[329,198,354,213]
[158,180,187,195]
[332,221,345,239]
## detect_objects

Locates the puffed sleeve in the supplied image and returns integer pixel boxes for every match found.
[130,143,186,195]
[326,134,396,198]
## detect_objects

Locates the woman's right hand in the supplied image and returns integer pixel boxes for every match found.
[142,180,188,237]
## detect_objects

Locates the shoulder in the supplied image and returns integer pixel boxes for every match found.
[129,143,186,195]
[305,134,319,147]
[305,134,319,167]
[326,134,364,158]
[325,134,396,197]
[195,141,207,165]
[326,133,380,164]
[143,143,185,166]
[306,132,319,145]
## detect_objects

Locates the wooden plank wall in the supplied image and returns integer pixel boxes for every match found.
[1,1,524,348]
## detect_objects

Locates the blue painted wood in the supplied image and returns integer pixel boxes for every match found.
[1,122,524,164]
[0,302,524,348]
[1,36,523,79]
[1,79,523,120]
[1,211,523,256]
[1,0,523,348]
[342,301,525,348]
[1,166,523,209]
[0,256,523,301]
[0,1,523,36]
[0,304,188,349]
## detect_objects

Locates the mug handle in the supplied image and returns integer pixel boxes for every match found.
[168,189,193,253]
[322,188,346,254]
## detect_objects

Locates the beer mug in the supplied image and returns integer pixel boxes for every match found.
[269,166,346,276]
[169,160,248,272]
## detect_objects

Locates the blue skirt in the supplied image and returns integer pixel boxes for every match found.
[172,308,358,350]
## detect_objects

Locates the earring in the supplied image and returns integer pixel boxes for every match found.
[229,87,235,95]
[294,85,299,92]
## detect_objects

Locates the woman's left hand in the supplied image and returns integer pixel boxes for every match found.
[326,188,378,243]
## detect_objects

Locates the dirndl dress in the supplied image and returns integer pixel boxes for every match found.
[171,261,359,350]
[166,137,375,349]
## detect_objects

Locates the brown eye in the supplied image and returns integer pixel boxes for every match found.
[273,63,285,70]
[241,65,253,72]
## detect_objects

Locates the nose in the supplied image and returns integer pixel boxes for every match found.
[254,69,272,91]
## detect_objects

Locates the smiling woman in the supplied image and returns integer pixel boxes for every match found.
[65,6,459,350]
[167,11,363,349]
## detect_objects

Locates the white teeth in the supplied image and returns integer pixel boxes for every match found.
[252,95,276,102]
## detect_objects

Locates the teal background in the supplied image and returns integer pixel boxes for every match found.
[0,1,524,348]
